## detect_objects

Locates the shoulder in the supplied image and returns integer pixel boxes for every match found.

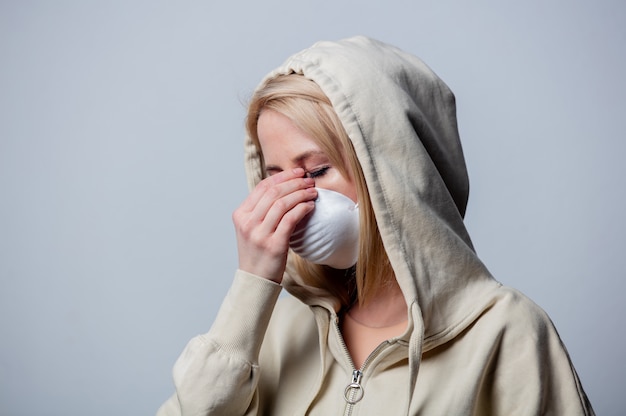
[257,294,322,402]
[463,284,572,373]
[474,286,593,414]
[270,294,317,329]
[273,293,313,316]
[486,285,557,340]
[425,284,565,360]
[263,294,320,355]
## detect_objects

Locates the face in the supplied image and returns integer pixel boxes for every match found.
[257,109,357,203]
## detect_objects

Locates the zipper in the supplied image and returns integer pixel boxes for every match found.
[335,315,390,416]
[344,369,363,406]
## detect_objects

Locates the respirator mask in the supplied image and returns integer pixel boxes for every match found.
[289,188,359,269]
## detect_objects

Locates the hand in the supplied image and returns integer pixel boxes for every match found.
[232,168,317,283]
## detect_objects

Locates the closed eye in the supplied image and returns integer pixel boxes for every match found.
[306,166,330,179]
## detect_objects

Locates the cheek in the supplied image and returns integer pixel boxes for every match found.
[344,184,358,204]
[318,173,357,203]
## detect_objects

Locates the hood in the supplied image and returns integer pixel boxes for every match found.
[243,36,499,352]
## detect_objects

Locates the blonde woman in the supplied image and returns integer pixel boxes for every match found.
[158,36,593,415]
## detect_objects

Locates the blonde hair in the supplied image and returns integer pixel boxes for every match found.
[246,74,394,307]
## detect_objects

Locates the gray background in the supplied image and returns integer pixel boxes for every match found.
[1,1,624,415]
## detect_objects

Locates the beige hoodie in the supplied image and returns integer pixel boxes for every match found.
[158,36,594,415]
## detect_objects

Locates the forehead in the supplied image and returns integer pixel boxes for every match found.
[257,110,324,161]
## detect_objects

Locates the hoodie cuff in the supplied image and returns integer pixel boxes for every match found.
[207,269,282,362]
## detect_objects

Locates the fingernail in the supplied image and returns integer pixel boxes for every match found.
[292,168,304,175]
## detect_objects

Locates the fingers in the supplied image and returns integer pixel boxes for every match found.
[252,180,316,224]
[259,186,317,237]
[232,167,318,247]
[232,168,318,282]
[273,196,316,239]
[240,168,311,212]
[242,169,317,228]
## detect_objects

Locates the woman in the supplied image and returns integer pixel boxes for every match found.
[158,36,594,415]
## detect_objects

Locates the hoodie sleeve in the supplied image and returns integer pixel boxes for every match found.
[156,270,282,416]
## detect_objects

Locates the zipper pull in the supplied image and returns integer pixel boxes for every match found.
[343,369,364,404]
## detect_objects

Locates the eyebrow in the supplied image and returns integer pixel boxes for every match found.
[264,150,327,173]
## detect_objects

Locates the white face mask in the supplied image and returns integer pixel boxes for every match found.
[289,188,359,269]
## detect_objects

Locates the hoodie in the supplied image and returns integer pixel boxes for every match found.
[157,36,594,415]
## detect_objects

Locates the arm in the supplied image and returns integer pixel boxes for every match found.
[157,270,282,416]
[158,169,317,415]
